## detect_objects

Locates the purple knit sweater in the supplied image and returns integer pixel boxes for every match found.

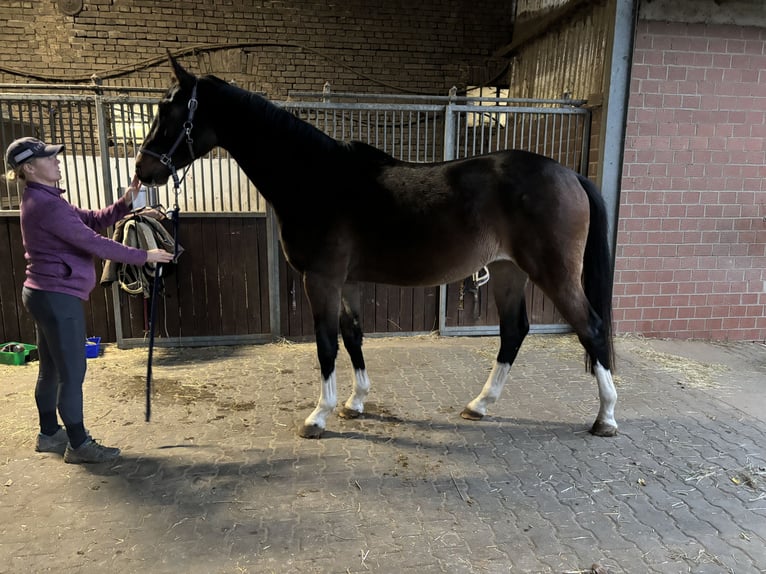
[20,182,148,300]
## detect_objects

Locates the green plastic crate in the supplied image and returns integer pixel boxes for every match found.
[0,342,38,366]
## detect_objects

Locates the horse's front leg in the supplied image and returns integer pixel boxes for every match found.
[462,262,529,420]
[337,282,371,419]
[300,273,343,439]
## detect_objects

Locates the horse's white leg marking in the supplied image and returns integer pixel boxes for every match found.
[344,368,371,413]
[466,361,512,416]
[594,361,617,428]
[304,369,337,430]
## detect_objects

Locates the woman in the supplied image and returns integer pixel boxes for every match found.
[5,136,174,464]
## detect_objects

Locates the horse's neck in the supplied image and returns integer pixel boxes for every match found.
[211,88,339,206]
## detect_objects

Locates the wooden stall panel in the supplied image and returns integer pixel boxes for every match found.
[1,216,117,345]
[0,217,32,344]
[117,215,271,343]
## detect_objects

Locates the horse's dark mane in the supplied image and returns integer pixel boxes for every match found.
[200,73,347,156]
[346,140,398,167]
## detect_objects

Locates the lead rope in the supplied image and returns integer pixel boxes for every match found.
[143,82,197,422]
[146,209,180,422]
[145,200,181,422]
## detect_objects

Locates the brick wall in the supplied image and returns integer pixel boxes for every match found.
[615,20,766,340]
[0,0,511,97]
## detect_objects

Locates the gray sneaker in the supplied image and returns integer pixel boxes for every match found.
[35,428,69,455]
[64,439,121,464]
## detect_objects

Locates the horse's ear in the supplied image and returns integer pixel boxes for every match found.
[167,51,195,89]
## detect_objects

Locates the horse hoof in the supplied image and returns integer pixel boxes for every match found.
[590,420,618,437]
[460,407,484,421]
[338,407,362,419]
[299,424,325,439]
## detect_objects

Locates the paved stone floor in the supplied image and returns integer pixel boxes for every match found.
[1,334,764,574]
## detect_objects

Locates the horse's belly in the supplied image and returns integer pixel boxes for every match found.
[351,241,508,287]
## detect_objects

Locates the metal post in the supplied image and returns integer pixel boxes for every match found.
[439,87,459,334]
[94,92,126,347]
[580,108,592,176]
[93,81,115,205]
[266,204,282,339]
[442,86,458,163]
[598,0,638,264]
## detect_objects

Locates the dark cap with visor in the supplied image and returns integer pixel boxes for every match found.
[5,137,64,170]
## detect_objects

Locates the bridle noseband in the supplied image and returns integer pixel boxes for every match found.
[140,81,198,189]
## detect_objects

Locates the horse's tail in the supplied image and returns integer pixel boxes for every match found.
[577,173,615,373]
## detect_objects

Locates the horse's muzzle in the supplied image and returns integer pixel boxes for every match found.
[134,153,170,186]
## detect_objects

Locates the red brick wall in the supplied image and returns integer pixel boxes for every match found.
[615,20,766,340]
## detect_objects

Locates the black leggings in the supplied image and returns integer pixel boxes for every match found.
[22,287,87,429]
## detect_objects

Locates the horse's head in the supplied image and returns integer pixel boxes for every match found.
[135,54,217,186]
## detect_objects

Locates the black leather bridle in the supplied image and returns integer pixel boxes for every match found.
[139,81,198,189]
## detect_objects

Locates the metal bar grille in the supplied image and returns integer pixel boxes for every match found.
[1,93,266,214]
[283,102,446,163]
[0,95,111,210]
[448,104,590,173]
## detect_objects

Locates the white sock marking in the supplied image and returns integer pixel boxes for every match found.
[466,361,512,416]
[304,369,337,430]
[594,361,617,428]
[344,368,371,413]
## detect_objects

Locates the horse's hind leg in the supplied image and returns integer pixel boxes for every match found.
[338,282,371,419]
[587,341,617,436]
[537,277,618,437]
[556,293,617,436]
[300,272,343,439]
[462,262,529,420]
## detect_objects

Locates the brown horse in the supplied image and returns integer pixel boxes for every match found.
[136,56,617,439]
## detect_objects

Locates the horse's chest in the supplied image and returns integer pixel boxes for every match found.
[279,220,346,273]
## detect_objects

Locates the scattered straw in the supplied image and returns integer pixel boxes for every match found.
[667,547,733,574]
[629,346,727,389]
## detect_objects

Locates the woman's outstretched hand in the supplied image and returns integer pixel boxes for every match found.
[123,174,142,206]
[146,249,174,264]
